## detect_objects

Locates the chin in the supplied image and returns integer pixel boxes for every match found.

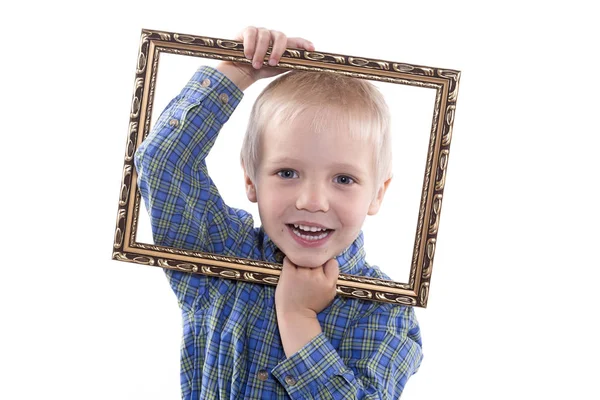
[286,253,330,269]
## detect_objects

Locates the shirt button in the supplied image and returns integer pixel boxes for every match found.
[257,369,268,381]
[218,93,229,104]
[168,118,179,128]
[284,375,296,386]
[201,78,211,87]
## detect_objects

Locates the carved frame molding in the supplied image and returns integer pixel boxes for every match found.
[113,28,460,307]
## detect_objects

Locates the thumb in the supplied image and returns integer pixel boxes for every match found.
[323,258,340,282]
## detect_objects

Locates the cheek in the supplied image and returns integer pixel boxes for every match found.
[258,186,290,218]
[336,193,371,226]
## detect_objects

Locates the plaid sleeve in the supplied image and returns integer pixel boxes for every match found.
[134,66,257,311]
[134,65,255,254]
[271,305,423,399]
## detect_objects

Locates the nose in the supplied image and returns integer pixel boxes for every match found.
[295,181,329,213]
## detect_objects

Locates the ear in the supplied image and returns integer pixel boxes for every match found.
[367,176,392,216]
[242,165,258,203]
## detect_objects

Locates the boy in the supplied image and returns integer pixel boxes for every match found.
[135,27,422,399]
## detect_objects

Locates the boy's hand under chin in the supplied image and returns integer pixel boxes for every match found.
[275,256,340,357]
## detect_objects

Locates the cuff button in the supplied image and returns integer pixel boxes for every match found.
[257,369,268,381]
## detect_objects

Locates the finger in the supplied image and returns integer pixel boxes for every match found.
[323,258,340,282]
[295,264,315,277]
[268,30,287,66]
[240,26,258,60]
[286,37,315,51]
[253,27,272,69]
[282,256,298,271]
[278,257,292,286]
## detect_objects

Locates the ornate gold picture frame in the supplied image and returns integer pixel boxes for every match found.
[112,28,460,307]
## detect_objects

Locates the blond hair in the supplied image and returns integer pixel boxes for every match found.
[241,70,392,187]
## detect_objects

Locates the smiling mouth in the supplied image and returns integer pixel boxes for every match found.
[286,224,333,242]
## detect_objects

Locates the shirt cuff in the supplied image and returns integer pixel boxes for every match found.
[271,332,354,398]
[178,65,244,125]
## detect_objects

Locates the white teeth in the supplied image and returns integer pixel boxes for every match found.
[291,228,330,241]
[293,224,327,232]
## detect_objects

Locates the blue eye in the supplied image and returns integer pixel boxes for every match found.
[277,169,298,179]
[335,175,355,185]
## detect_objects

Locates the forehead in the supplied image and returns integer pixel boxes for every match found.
[261,108,376,171]
[267,104,375,141]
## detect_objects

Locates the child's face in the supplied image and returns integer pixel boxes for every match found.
[244,108,390,268]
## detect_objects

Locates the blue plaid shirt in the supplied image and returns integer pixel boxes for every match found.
[134,66,423,399]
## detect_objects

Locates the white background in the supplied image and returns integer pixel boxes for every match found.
[1,1,598,399]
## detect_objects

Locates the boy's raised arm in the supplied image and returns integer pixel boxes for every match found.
[133,65,247,253]
[133,28,315,306]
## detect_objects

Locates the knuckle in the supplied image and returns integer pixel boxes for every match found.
[259,30,273,44]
